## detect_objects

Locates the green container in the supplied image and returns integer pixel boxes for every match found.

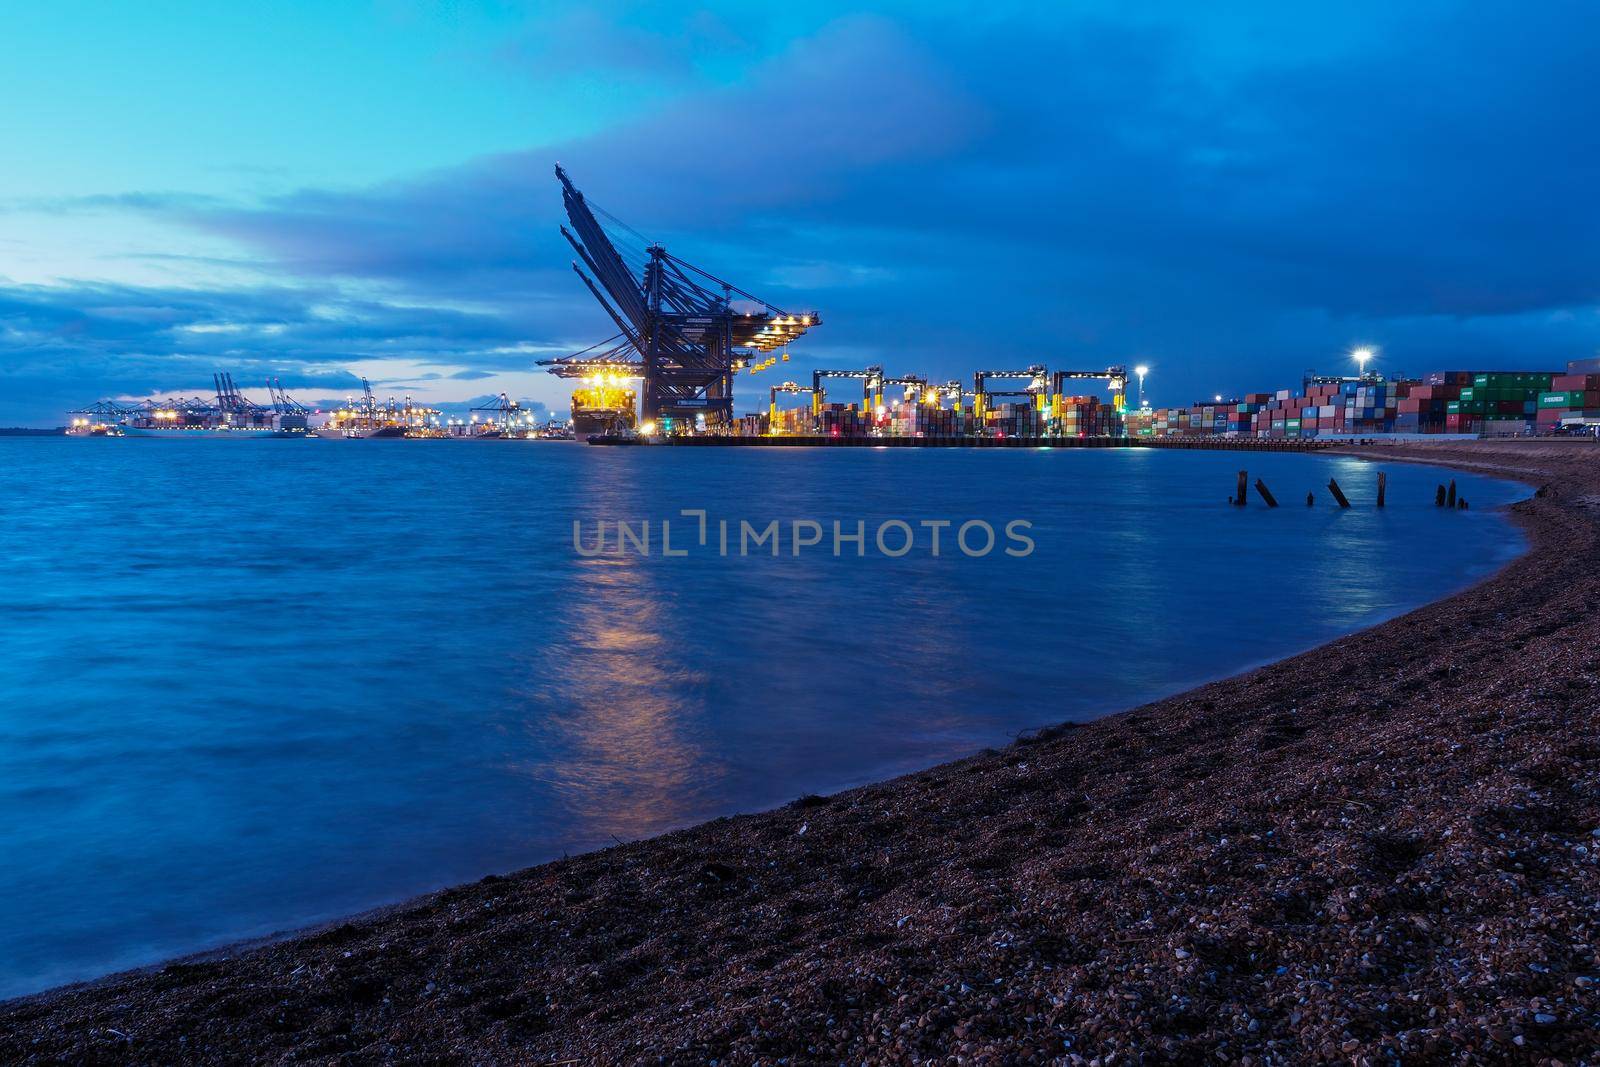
[1539,391,1581,409]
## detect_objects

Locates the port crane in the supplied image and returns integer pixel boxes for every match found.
[1048,366,1130,433]
[1050,366,1129,413]
[213,372,270,424]
[810,367,881,417]
[470,393,527,436]
[973,366,1049,420]
[767,381,814,426]
[865,369,930,412]
[266,379,308,415]
[549,165,820,432]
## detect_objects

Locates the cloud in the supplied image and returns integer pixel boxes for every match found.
[6,2,1600,422]
[0,279,574,424]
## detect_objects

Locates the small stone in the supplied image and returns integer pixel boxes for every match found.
[1534,1013,1557,1025]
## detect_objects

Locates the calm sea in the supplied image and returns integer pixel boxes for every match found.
[0,439,1524,997]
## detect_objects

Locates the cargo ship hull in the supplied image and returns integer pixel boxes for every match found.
[122,426,291,439]
[313,425,408,439]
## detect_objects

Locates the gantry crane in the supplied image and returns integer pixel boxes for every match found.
[973,366,1050,420]
[768,381,814,428]
[549,166,819,433]
[212,372,271,427]
[865,369,929,412]
[810,366,881,417]
[267,379,308,415]
[1050,366,1130,414]
[470,393,524,436]
[1046,365,1130,435]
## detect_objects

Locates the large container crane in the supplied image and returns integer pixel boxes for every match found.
[547,166,820,433]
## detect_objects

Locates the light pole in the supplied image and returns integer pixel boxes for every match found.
[1134,364,1149,409]
[1352,347,1374,379]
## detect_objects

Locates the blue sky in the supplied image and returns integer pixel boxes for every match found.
[2,0,1597,424]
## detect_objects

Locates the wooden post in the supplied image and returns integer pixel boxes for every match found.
[1447,479,1457,508]
[1377,471,1387,508]
[1236,470,1248,507]
[1327,478,1352,508]
[1255,478,1279,508]
[1435,485,1447,507]
[1307,491,1315,507]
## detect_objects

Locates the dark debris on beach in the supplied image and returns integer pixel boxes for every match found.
[3,440,1599,1065]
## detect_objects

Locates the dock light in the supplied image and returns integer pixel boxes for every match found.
[1214,394,1223,403]
[1352,347,1375,375]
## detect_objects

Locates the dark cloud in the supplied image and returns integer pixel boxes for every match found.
[9,3,1600,421]
[0,280,566,424]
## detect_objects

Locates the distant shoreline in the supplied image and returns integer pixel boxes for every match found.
[0,427,66,436]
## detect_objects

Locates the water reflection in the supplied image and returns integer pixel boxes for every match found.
[517,552,714,842]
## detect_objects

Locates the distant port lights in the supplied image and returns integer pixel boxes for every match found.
[1352,346,1377,376]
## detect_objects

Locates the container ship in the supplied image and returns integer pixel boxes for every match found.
[570,375,637,438]
[68,375,310,438]
[315,380,441,438]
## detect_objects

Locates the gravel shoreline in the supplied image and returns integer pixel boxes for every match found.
[4,440,1598,1064]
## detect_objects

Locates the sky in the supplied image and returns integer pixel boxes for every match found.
[2,0,1597,425]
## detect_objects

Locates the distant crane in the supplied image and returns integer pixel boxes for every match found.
[213,372,270,425]
[267,379,308,414]
[470,393,523,437]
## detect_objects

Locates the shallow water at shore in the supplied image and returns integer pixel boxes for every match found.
[0,439,1524,998]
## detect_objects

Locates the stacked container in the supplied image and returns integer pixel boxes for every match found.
[1535,365,1600,432]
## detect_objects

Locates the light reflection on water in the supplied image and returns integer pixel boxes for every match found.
[520,555,714,841]
[0,439,1524,998]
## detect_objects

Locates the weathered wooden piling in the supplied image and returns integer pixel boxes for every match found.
[1436,485,1447,507]
[1447,479,1457,507]
[1307,491,1315,507]
[1377,472,1386,508]
[1255,478,1279,508]
[1236,470,1248,507]
[1327,478,1352,508]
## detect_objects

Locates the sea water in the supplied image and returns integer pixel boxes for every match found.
[0,439,1525,997]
